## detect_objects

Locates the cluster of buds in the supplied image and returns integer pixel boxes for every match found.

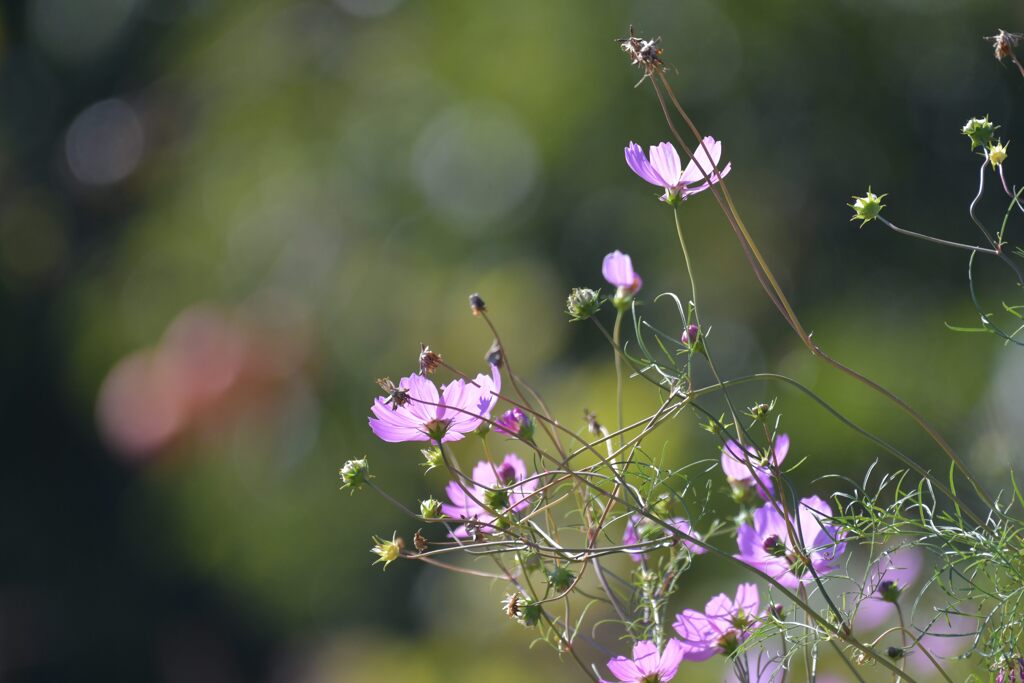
[995,658,1024,683]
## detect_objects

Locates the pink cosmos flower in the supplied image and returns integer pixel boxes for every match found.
[441,454,537,537]
[853,546,924,631]
[622,514,706,562]
[672,583,760,661]
[721,434,790,501]
[601,639,686,683]
[624,137,731,203]
[603,250,643,295]
[735,496,847,589]
[368,364,501,444]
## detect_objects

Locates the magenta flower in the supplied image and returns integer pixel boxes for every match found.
[735,496,847,589]
[622,514,706,562]
[494,407,535,441]
[853,546,924,630]
[672,583,760,661]
[603,250,643,295]
[624,137,731,203]
[601,639,685,683]
[441,454,537,537]
[368,364,501,444]
[720,434,790,501]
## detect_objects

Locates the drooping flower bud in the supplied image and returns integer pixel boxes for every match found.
[339,458,370,493]
[419,497,443,520]
[370,532,403,570]
[962,116,997,151]
[849,188,886,226]
[420,446,444,472]
[566,287,602,321]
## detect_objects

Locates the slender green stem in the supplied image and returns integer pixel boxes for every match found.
[672,206,742,441]
[613,307,625,448]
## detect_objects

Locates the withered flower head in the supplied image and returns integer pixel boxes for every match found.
[616,25,665,83]
[986,29,1022,61]
[413,529,429,553]
[376,377,410,410]
[418,344,443,375]
[584,408,603,436]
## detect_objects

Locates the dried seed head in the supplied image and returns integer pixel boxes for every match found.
[376,377,410,410]
[584,408,603,435]
[418,344,443,375]
[413,529,429,553]
[986,29,1022,61]
[616,25,665,83]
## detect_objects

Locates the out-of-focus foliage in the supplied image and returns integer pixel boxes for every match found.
[1,0,1023,680]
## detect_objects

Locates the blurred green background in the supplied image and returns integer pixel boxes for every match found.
[2,0,1024,680]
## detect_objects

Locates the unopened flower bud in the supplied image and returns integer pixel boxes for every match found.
[768,603,785,620]
[612,286,634,311]
[418,344,442,374]
[989,140,1009,169]
[566,287,602,321]
[370,533,403,570]
[878,579,902,603]
[546,565,576,592]
[886,646,904,660]
[483,487,511,511]
[849,188,886,227]
[339,458,370,493]
[419,497,443,519]
[485,339,504,368]
[963,116,997,151]
[517,551,542,573]
[681,324,699,345]
[762,534,787,558]
[495,407,535,441]
[420,446,444,472]
[469,293,486,315]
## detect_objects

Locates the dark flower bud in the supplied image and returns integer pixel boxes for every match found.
[768,603,785,620]
[485,339,504,368]
[886,646,904,660]
[681,324,699,345]
[566,287,602,321]
[763,534,787,558]
[469,293,486,315]
[877,579,902,603]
